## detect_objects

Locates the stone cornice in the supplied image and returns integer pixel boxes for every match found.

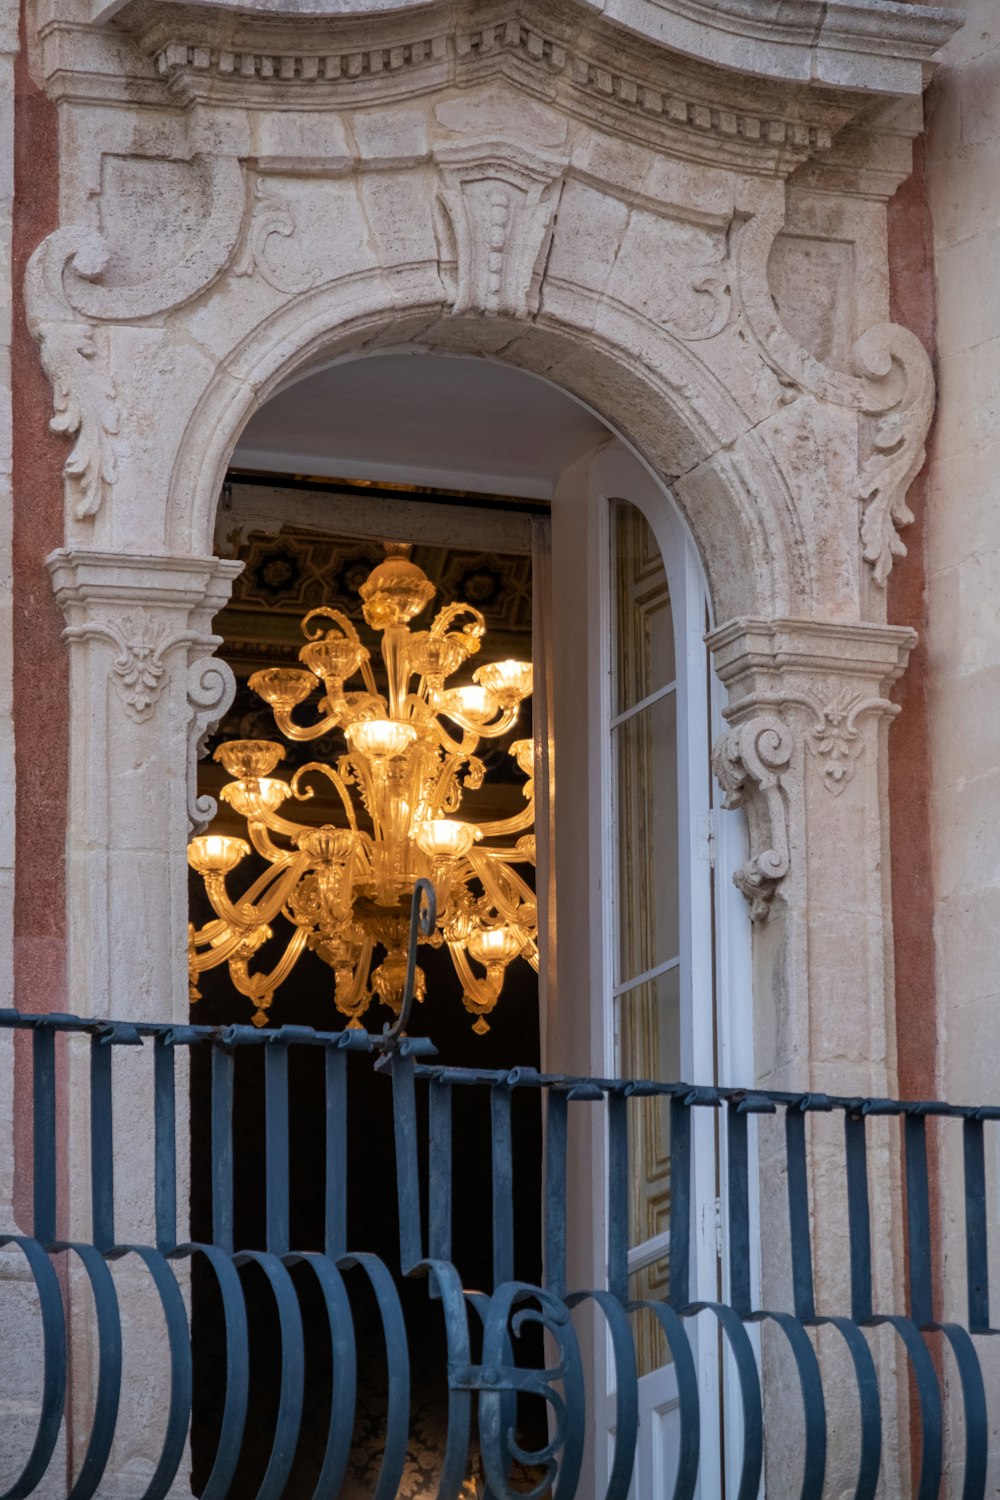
[708,617,917,694]
[87,0,963,102]
[47,547,243,615]
[35,0,962,177]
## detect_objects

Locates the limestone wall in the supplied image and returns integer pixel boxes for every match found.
[926,10,1000,1462]
[927,4,1000,1110]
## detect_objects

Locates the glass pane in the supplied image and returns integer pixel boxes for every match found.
[611,500,675,715]
[628,1258,672,1376]
[618,967,680,1249]
[614,692,679,983]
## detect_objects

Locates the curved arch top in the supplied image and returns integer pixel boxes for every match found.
[169,285,801,624]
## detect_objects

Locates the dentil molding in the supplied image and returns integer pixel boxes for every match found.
[89,0,960,104]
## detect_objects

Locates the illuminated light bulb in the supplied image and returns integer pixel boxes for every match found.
[443,684,498,722]
[467,926,521,966]
[187,835,251,875]
[473,660,533,706]
[345,719,417,759]
[415,819,479,860]
[220,778,290,818]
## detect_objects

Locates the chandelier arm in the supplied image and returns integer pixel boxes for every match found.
[300,606,362,645]
[247,855,315,926]
[203,852,308,931]
[446,707,520,740]
[430,601,485,641]
[272,707,342,742]
[252,924,310,994]
[290,763,360,831]
[468,849,537,909]
[189,929,247,972]
[238,852,300,903]
[471,803,535,839]
[428,716,477,761]
[245,823,296,863]
[448,942,502,1012]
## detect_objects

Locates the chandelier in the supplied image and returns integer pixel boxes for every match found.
[187,544,537,1032]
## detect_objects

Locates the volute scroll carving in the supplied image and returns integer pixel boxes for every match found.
[713,714,794,923]
[734,203,934,586]
[187,655,238,835]
[36,158,246,324]
[25,230,120,522]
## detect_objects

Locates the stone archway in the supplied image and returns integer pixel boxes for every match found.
[15,2,960,1487]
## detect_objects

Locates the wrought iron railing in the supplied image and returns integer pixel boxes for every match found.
[0,908,996,1499]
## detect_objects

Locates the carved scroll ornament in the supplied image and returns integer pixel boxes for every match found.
[187,655,238,835]
[24,157,245,521]
[735,203,934,586]
[713,715,794,922]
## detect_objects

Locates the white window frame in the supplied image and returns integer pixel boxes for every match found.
[547,440,753,1500]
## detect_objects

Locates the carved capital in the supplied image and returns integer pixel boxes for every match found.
[713,715,793,922]
[801,680,900,796]
[60,608,221,723]
[434,141,566,318]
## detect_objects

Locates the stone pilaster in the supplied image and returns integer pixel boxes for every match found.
[711,615,916,1496]
[39,551,239,1497]
[47,549,241,1029]
[710,616,915,1098]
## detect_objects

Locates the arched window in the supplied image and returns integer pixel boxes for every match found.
[551,440,750,1497]
[192,357,752,1496]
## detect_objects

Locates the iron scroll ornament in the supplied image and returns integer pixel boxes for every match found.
[377,876,437,1055]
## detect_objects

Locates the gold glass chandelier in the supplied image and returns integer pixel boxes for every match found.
[187,544,537,1033]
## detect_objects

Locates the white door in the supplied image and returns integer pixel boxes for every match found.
[548,441,749,1499]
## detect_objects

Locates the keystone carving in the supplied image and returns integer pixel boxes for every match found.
[735,204,934,586]
[187,655,238,835]
[713,715,794,922]
[434,142,566,318]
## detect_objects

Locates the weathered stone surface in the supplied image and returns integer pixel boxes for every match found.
[3,0,973,1489]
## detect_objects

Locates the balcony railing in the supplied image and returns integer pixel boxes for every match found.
[0,973,997,1496]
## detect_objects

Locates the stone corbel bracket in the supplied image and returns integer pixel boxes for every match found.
[734,200,934,587]
[187,655,238,834]
[433,140,567,318]
[713,714,794,922]
[24,235,119,521]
